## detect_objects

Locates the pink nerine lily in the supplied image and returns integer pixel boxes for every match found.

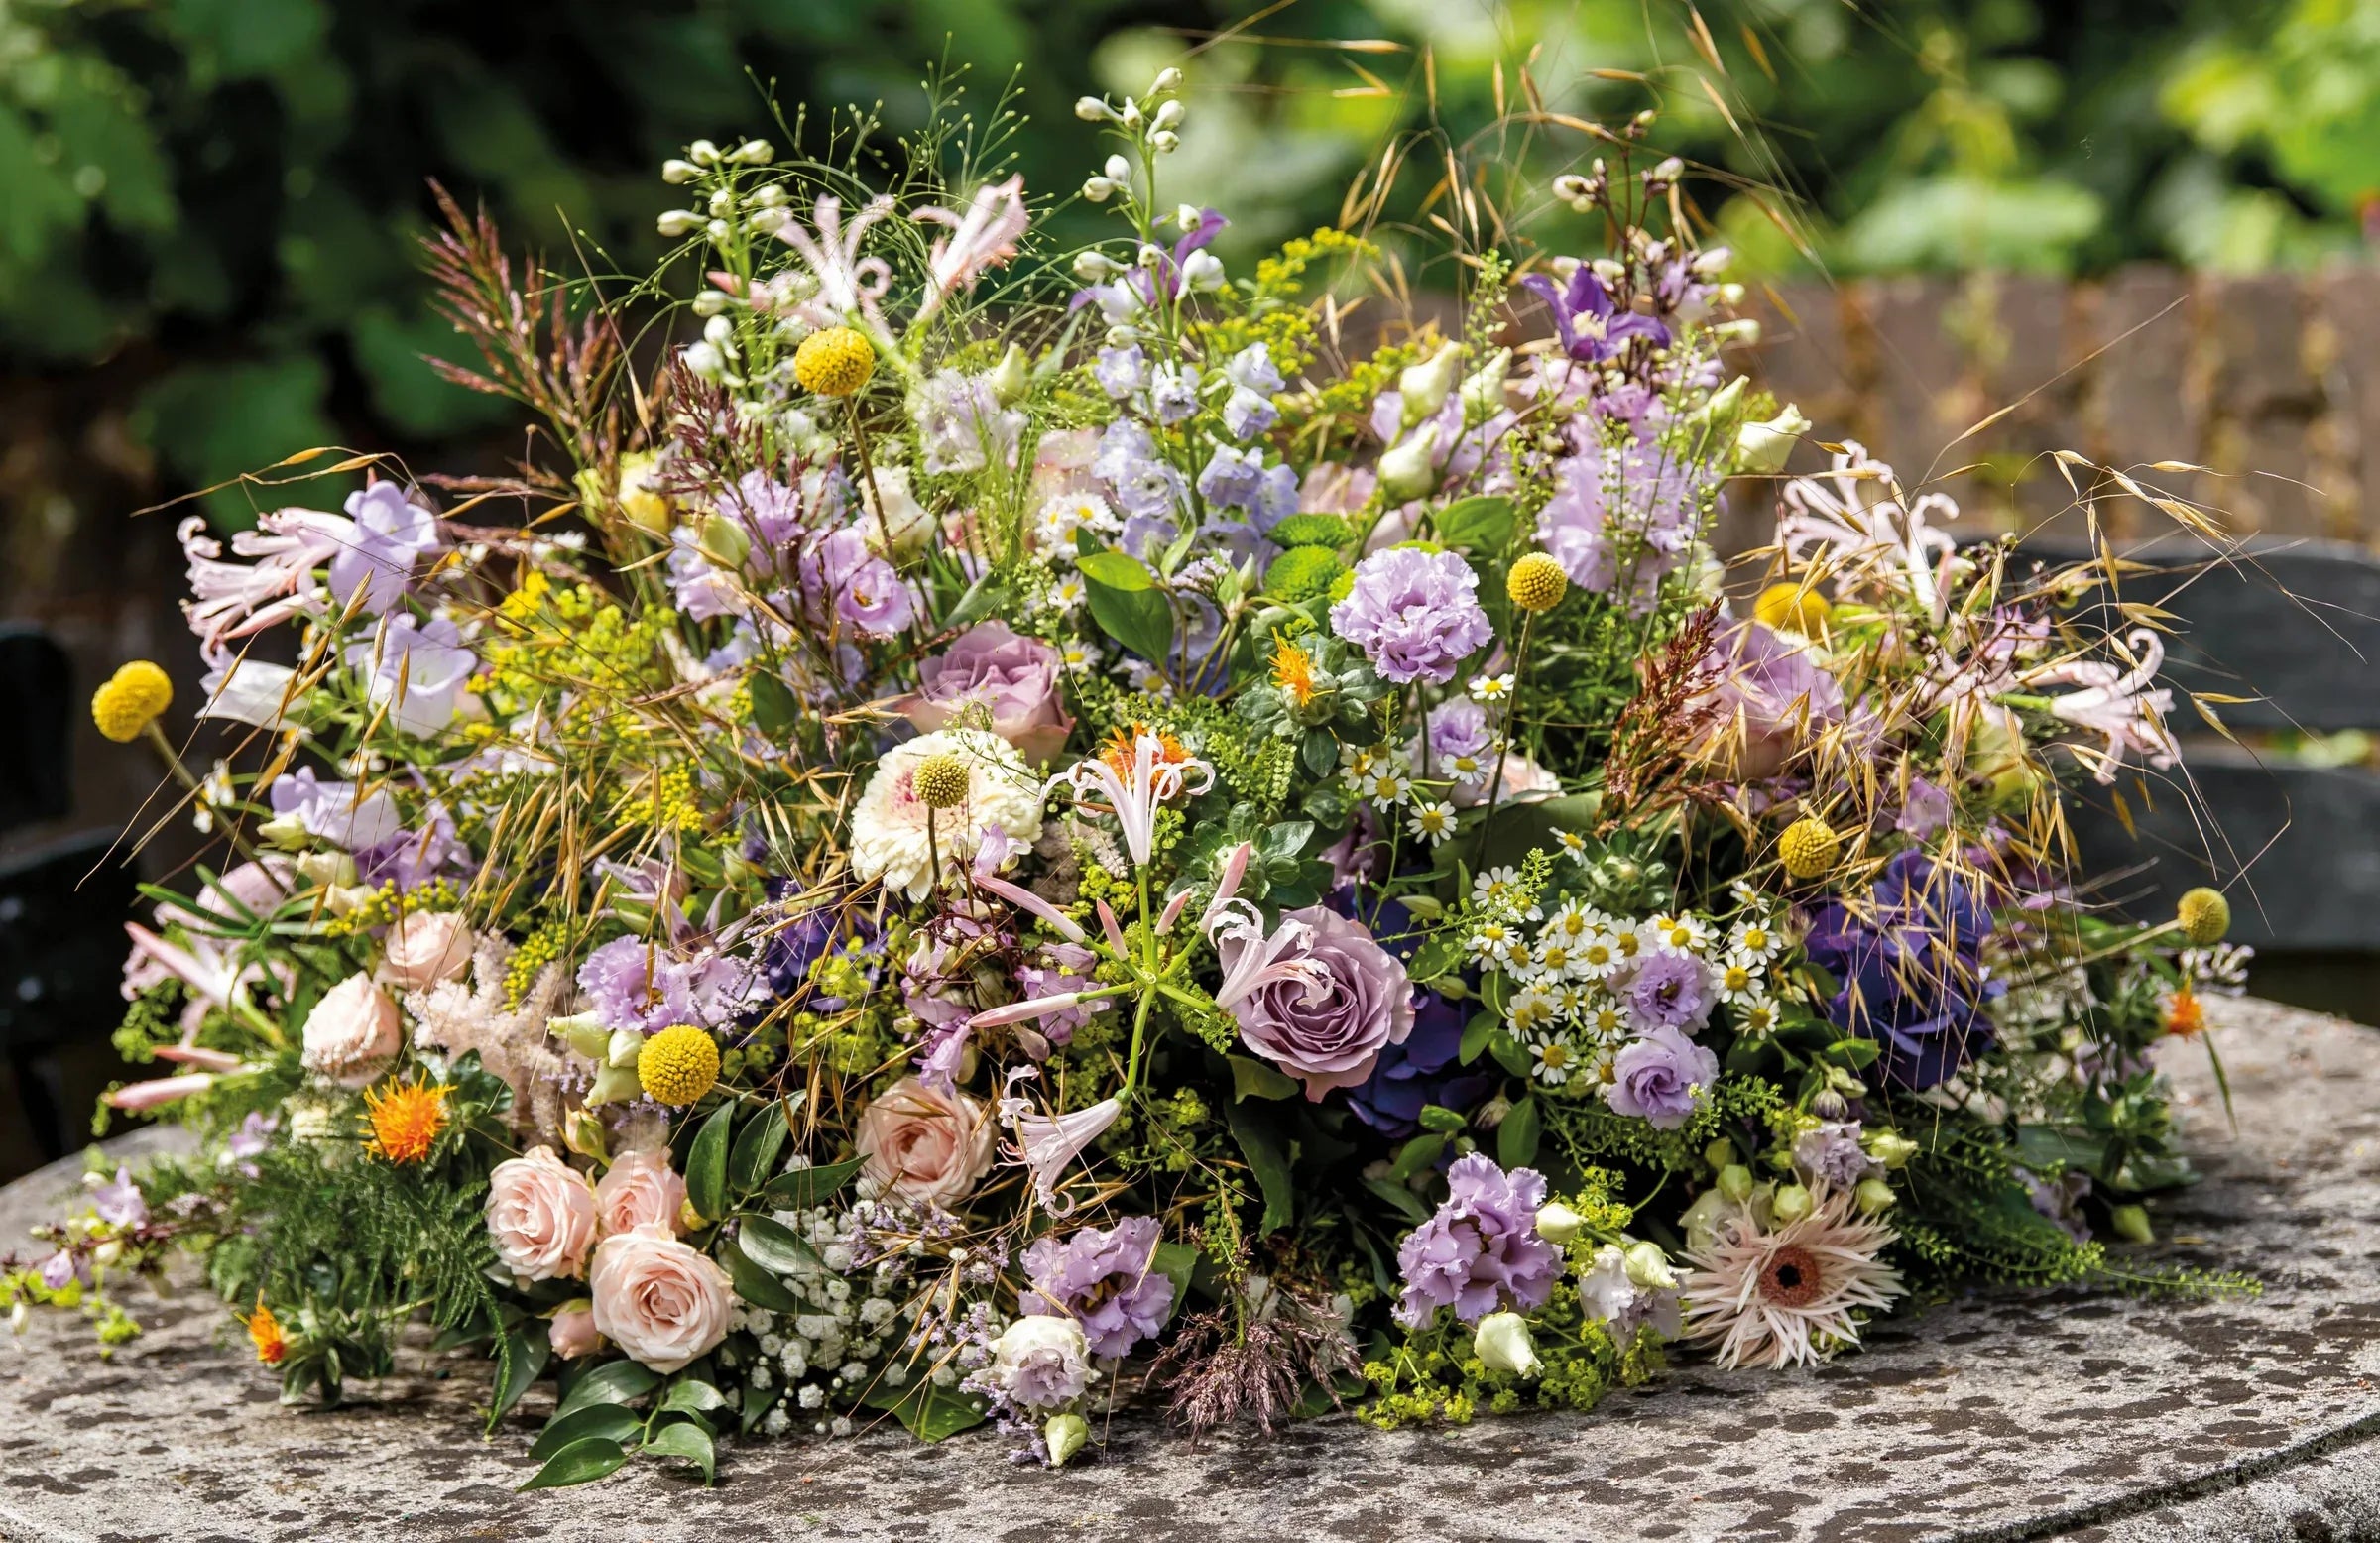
[1206,902,1327,1014]
[774,193,895,340]
[105,1073,217,1112]
[970,874,1088,945]
[122,922,246,1013]
[2022,628,2180,784]
[914,176,1028,317]
[1045,732,1216,870]
[180,510,349,666]
[997,1067,1122,1215]
[1777,442,1962,617]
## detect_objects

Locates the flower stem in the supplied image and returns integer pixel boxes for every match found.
[1473,609,1537,868]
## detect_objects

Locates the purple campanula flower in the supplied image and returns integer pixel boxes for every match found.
[1196,444,1263,509]
[1020,1216,1175,1359]
[1148,362,1200,425]
[1094,420,1187,522]
[1251,463,1301,530]
[1328,546,1494,686]
[1520,265,1671,365]
[1095,345,1148,400]
[329,482,442,616]
[1394,1153,1561,1327]
[1603,1024,1719,1128]
[91,1166,147,1229]
[346,613,477,737]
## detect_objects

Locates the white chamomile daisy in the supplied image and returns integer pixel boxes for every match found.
[1365,767,1414,806]
[1728,916,1784,964]
[1554,982,1596,1019]
[1444,748,1490,784]
[1057,639,1102,674]
[1529,1030,1580,1086]
[1544,901,1593,943]
[1507,987,1559,1035]
[1533,937,1579,979]
[1037,491,1118,550]
[1468,920,1517,963]
[1607,916,1646,962]
[1647,912,1711,955]
[1554,828,1590,863]
[1715,957,1765,1004]
[1734,993,1779,1037]
[1472,866,1542,921]
[1469,672,1514,704]
[1408,800,1457,846]
[1045,574,1088,614]
[1580,996,1628,1041]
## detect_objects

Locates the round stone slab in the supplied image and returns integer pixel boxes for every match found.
[3,998,2376,1543]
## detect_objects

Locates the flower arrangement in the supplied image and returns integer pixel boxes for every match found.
[5,71,2256,1484]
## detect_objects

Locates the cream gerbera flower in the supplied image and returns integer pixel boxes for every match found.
[850,728,1044,901]
[1681,1186,1904,1369]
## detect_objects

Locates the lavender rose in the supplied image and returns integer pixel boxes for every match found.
[1394,1153,1562,1327]
[589,1222,735,1373]
[898,621,1075,764]
[595,1147,687,1237]
[1604,1025,1720,1128]
[1225,905,1415,1100]
[1020,1216,1176,1359]
[485,1146,597,1283]
[299,972,403,1086]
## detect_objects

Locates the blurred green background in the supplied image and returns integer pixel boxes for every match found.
[1,0,2372,526]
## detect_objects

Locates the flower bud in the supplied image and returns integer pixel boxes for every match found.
[687,139,721,165]
[1460,348,1511,419]
[1105,155,1131,182]
[990,344,1031,407]
[1398,341,1463,427]
[1473,1311,1542,1377]
[1044,1412,1089,1467]
[1534,1201,1584,1244]
[682,341,726,382]
[1119,100,1143,128]
[1862,1129,1919,1170]
[293,850,356,889]
[1075,96,1112,122]
[734,139,774,164]
[2109,1203,2154,1245]
[660,159,699,185]
[1735,402,1811,476]
[692,289,731,318]
[655,209,701,238]
[1854,1177,1897,1216]
[1704,1138,1737,1173]
[747,205,789,236]
[1151,99,1185,132]
[1149,66,1183,94]
[562,1108,610,1165]
[1072,251,1121,281]
[1771,1182,1814,1224]
[1376,423,1441,503]
[1717,1163,1754,1203]
[1149,130,1179,154]
[1082,177,1117,203]
[1622,1241,1676,1290]
[698,512,751,569]
[1180,249,1225,292]
[1711,317,1763,345]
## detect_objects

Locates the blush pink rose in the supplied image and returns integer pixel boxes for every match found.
[548,1305,601,1361]
[589,1223,735,1373]
[379,909,476,990]
[855,1075,995,1210]
[485,1145,597,1284]
[299,972,403,1086]
[595,1148,687,1237]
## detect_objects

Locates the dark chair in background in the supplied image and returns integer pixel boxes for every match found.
[0,627,141,1179]
[2047,536,2380,1007]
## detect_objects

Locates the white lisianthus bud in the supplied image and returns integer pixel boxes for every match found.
[1075,96,1112,122]
[1473,1312,1542,1377]
[1687,373,1746,436]
[1534,1201,1584,1244]
[735,139,774,164]
[1044,1412,1089,1468]
[1149,130,1179,154]
[1149,66,1182,94]
[1134,243,1164,269]
[1735,402,1811,476]
[747,205,789,236]
[1103,325,1141,348]
[1716,1162,1754,1203]
[661,159,699,185]
[1863,1128,1919,1170]
[1119,100,1143,128]
[1180,249,1225,292]
[1151,99,1185,132]
[1771,1182,1814,1224]
[1622,1241,1676,1290]
[1460,348,1512,419]
[1716,282,1745,306]
[1104,154,1131,182]
[1711,317,1763,345]
[990,344,1030,407]
[1854,1177,1897,1216]
[1398,340,1464,426]
[1082,177,1117,203]
[655,209,701,238]
[1072,251,1121,281]
[687,139,722,165]
[1590,256,1628,287]
[1375,423,1441,503]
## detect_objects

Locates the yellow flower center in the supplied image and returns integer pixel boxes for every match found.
[638,1022,721,1106]
[92,660,174,743]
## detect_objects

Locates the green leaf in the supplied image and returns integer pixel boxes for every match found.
[1151,1241,1200,1320]
[1498,1096,1542,1168]
[729,1101,792,1197]
[1076,549,1155,590]
[1408,932,1462,986]
[643,1420,716,1485]
[1459,1009,1498,1065]
[519,1435,629,1490]
[1417,1103,1468,1134]
[1228,1055,1300,1103]
[762,1156,864,1210]
[1299,729,1339,779]
[1389,1133,1446,1181]
[658,1379,730,1416]
[487,1321,550,1430]
[685,1101,735,1222]
[942,576,1012,629]
[530,1403,642,1461]
[1489,1029,1532,1079]
[865,1375,990,1442]
[1225,1102,1295,1234]
[552,1360,660,1420]
[1085,574,1175,664]
[748,673,799,737]
[736,1214,820,1275]
[1363,1175,1435,1224]
[1433,494,1516,552]
[1257,819,1316,860]
[726,1238,802,1313]
[1825,1036,1882,1070]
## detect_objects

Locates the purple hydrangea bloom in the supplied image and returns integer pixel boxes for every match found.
[329,482,442,616]
[1803,850,2003,1090]
[1793,1121,1876,1191]
[1346,990,1496,1138]
[1394,1153,1561,1327]
[1617,951,1713,1033]
[1603,1025,1719,1128]
[1537,441,1716,617]
[1328,547,1494,686]
[1020,1216,1176,1359]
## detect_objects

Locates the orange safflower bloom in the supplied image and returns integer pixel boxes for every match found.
[2162,984,2206,1039]
[1269,636,1320,709]
[363,1075,451,1164]
[243,1301,288,1365]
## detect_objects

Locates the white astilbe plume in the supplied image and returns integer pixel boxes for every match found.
[405,936,576,1139]
[1776,443,1963,617]
[1680,1186,1904,1369]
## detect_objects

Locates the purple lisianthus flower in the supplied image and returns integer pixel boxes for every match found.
[91,1166,147,1229]
[666,530,745,622]
[346,614,476,737]
[1616,951,1713,1033]
[1020,1216,1176,1359]
[1520,265,1671,364]
[1148,361,1199,425]
[1346,990,1496,1138]
[268,766,404,852]
[1405,697,1498,786]
[576,936,703,1033]
[1328,547,1494,686]
[329,482,442,616]
[1197,444,1263,509]
[1223,905,1416,1100]
[1793,1121,1876,1191]
[2017,1165,2093,1245]
[1803,850,2003,1090]
[898,622,1074,764]
[354,800,472,891]
[1393,1153,1561,1327]
[1603,1025,1719,1128]
[797,526,913,638]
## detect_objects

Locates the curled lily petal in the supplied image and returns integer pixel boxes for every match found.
[1096,897,1129,955]
[105,1073,217,1111]
[970,991,1097,1029]
[971,873,1089,945]
[1202,841,1255,932]
[1002,1095,1123,1217]
[152,1044,243,1073]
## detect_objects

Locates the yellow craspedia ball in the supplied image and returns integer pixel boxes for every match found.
[2177,887,2231,946]
[92,660,174,743]
[638,1023,720,1107]
[793,325,875,396]
[1505,551,1570,614]
[1778,817,1842,880]
[911,752,971,809]
[1754,582,1832,637]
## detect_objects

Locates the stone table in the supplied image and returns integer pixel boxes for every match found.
[3,998,2377,1543]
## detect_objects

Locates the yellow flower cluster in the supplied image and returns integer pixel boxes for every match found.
[638,1023,720,1106]
[92,660,174,743]
[503,917,570,1008]
[323,877,460,937]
